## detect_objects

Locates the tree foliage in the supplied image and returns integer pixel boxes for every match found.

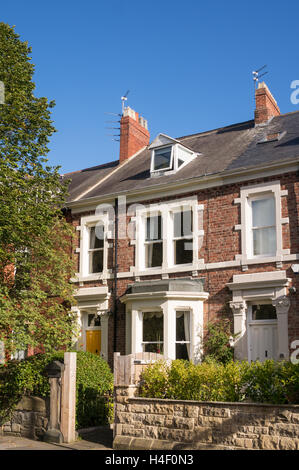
[0,23,77,356]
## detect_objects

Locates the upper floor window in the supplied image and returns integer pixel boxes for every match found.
[173,209,193,265]
[250,196,276,257]
[153,146,173,171]
[145,214,163,268]
[88,225,104,274]
[135,197,200,273]
[77,214,108,281]
[234,181,289,268]
[149,134,199,177]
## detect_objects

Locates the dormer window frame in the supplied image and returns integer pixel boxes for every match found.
[151,144,174,174]
[151,142,197,176]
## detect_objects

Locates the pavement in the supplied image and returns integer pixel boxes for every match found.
[0,425,113,451]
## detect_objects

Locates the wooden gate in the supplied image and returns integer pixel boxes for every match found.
[113,352,164,386]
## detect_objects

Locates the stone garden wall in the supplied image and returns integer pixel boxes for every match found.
[113,385,299,450]
[0,396,49,440]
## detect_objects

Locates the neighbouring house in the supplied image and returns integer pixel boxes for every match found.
[63,82,299,366]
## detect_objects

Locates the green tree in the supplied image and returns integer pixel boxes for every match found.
[0,23,78,357]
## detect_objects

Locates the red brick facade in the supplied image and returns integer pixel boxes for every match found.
[70,170,299,365]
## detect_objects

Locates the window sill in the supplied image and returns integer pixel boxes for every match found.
[71,272,106,283]
[248,254,276,260]
[131,262,202,277]
[235,250,291,268]
[248,320,277,325]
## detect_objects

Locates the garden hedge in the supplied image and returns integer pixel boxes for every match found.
[139,359,299,404]
[0,351,114,428]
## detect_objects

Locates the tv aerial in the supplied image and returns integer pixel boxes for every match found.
[104,90,131,142]
[252,65,268,89]
[121,90,130,113]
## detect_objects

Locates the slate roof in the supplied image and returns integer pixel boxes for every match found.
[63,110,299,204]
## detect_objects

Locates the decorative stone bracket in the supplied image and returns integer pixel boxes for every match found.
[229,301,247,361]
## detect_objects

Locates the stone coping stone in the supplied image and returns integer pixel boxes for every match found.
[125,397,299,409]
[16,396,47,413]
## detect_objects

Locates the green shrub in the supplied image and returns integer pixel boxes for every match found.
[203,319,234,364]
[139,359,299,405]
[0,351,114,428]
[242,360,299,404]
[139,360,170,398]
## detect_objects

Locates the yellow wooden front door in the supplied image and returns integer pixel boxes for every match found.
[86,330,101,355]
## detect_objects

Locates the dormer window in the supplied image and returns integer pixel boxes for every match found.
[149,133,199,177]
[153,146,173,171]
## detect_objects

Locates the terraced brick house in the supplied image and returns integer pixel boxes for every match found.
[64,82,299,366]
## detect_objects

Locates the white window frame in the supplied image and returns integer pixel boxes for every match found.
[134,196,202,275]
[150,143,197,176]
[248,194,277,259]
[123,292,208,363]
[144,212,163,269]
[151,145,174,173]
[141,311,164,353]
[171,207,194,267]
[175,310,191,360]
[88,226,105,275]
[77,214,109,282]
[234,181,289,269]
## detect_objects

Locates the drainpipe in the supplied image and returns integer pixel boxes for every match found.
[113,197,119,352]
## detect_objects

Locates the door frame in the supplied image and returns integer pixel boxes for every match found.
[86,329,102,355]
[246,302,278,362]
[83,311,102,354]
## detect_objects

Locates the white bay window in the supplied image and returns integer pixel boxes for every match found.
[121,278,209,363]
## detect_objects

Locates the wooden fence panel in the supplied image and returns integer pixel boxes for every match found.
[114,352,164,386]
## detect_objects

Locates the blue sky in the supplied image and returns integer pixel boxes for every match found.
[2,0,299,173]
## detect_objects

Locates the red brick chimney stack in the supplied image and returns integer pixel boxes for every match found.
[255,82,280,125]
[119,107,150,163]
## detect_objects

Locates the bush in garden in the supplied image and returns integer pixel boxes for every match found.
[0,351,114,428]
[203,319,235,364]
[139,359,299,404]
[74,351,114,428]
[139,360,170,399]
[242,360,299,404]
